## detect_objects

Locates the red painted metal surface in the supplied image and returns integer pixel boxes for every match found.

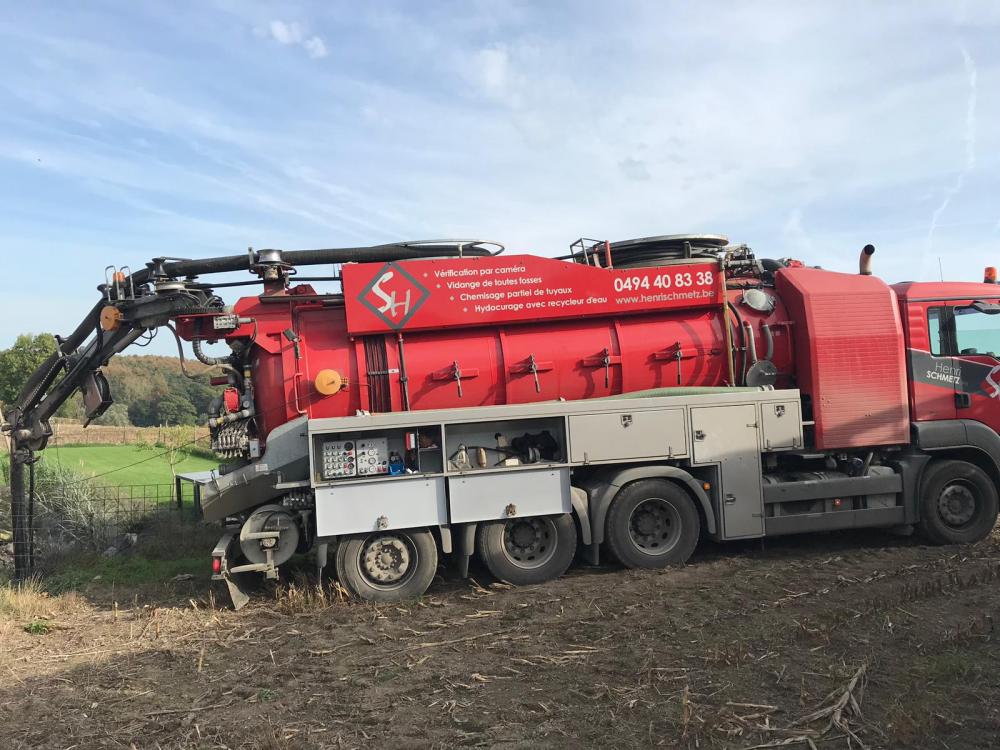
[341,255,721,334]
[184,255,796,442]
[776,267,909,449]
[183,253,926,452]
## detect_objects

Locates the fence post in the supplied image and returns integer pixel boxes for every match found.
[175,475,183,511]
[9,445,31,582]
[193,484,202,520]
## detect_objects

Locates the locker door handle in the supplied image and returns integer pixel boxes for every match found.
[694,430,706,440]
[955,392,971,409]
[724,493,736,505]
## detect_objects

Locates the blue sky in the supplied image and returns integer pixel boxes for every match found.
[0,1,998,354]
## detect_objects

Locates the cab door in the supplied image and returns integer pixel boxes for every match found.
[907,302,958,422]
[948,301,1000,433]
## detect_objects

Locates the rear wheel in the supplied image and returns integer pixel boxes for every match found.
[606,479,700,569]
[919,460,999,545]
[477,514,577,585]
[334,529,437,602]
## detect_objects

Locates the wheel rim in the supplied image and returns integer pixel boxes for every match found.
[937,481,978,529]
[357,534,418,590]
[501,517,558,569]
[628,498,682,555]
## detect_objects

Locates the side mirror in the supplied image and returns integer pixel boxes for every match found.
[962,300,1000,315]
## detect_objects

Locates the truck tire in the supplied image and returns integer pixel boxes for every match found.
[919,459,999,545]
[476,514,577,586]
[334,529,437,602]
[606,479,700,569]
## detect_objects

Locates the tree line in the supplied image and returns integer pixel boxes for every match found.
[0,333,220,427]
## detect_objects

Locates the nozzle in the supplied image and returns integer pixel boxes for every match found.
[859,244,875,276]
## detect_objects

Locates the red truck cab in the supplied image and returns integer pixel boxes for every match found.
[895,281,1000,433]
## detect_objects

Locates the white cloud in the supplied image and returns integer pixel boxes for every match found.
[475,46,509,93]
[303,36,328,59]
[265,19,327,60]
[925,46,978,257]
[269,20,303,45]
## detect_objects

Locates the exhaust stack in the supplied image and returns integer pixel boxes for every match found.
[859,244,875,275]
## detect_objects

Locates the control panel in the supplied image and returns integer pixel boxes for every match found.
[320,440,357,479]
[320,437,390,480]
[356,438,389,476]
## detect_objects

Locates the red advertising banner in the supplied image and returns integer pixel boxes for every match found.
[341,254,720,335]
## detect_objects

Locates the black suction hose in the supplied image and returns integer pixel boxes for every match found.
[129,242,497,285]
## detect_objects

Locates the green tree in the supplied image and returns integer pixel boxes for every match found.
[0,333,57,406]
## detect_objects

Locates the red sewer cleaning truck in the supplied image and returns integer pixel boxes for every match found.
[5,235,1000,604]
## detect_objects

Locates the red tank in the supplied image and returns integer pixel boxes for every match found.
[205,254,796,443]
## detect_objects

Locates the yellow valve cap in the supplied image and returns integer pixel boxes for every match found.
[314,369,344,395]
[99,305,123,332]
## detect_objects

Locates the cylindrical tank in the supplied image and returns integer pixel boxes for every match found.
[232,285,794,443]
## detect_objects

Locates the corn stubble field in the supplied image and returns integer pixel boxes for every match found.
[2,524,999,750]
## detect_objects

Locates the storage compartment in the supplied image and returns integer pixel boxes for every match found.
[760,400,802,450]
[315,476,448,535]
[448,467,571,523]
[568,408,686,463]
[444,417,566,472]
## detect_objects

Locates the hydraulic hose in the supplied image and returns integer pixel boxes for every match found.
[192,338,229,367]
[128,242,498,285]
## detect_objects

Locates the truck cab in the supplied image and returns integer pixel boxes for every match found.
[895,281,1000,433]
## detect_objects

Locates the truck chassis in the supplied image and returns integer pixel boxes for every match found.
[209,387,999,604]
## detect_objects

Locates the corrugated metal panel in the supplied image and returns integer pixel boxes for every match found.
[776,268,909,449]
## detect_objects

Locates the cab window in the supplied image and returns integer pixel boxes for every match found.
[928,307,947,356]
[954,307,1000,357]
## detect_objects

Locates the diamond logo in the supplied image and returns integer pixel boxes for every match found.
[357,262,430,330]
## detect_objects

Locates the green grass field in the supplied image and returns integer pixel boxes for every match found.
[33,445,217,486]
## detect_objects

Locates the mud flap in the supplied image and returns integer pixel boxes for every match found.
[223,572,250,610]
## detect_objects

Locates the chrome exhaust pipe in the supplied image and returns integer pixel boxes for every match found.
[859,244,875,275]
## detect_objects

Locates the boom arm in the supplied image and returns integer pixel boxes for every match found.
[2,241,499,581]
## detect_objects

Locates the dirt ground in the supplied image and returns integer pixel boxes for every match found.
[2,525,999,750]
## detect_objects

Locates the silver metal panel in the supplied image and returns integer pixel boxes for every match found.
[691,404,764,539]
[448,467,571,523]
[760,400,802,451]
[315,477,447,536]
[309,388,801,437]
[568,409,687,463]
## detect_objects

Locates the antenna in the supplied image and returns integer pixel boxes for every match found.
[938,257,943,282]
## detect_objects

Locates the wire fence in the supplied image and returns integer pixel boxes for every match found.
[2,477,205,577]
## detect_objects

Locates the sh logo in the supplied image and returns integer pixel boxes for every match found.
[358,262,430,329]
[371,271,411,319]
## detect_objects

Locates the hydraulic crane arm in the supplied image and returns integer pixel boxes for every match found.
[2,240,500,581]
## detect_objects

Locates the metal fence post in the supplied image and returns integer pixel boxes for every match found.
[175,475,183,511]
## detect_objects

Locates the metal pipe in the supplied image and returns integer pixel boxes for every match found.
[719,262,736,386]
[743,321,759,365]
[859,244,875,275]
[761,323,774,361]
[396,332,411,411]
[726,301,747,386]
